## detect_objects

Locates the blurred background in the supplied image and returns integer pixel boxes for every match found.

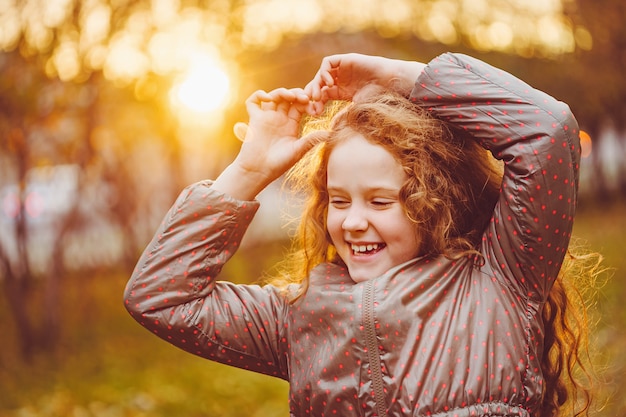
[0,0,624,416]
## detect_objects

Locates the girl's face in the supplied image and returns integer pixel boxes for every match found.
[326,134,421,282]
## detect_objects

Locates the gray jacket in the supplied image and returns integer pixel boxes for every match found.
[124,53,580,416]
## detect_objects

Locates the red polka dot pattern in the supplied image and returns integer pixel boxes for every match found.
[124,53,580,417]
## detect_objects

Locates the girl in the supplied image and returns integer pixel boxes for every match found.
[125,52,594,416]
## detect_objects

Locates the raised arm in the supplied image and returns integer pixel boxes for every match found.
[124,87,318,379]
[124,183,291,378]
[412,52,580,302]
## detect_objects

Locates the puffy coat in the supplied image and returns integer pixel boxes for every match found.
[124,53,580,416]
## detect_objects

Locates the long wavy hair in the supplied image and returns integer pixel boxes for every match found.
[270,91,601,417]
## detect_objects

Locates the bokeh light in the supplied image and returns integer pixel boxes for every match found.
[579,130,592,158]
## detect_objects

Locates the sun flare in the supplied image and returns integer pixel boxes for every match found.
[171,56,231,114]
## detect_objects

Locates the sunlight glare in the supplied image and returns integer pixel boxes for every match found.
[171,56,230,113]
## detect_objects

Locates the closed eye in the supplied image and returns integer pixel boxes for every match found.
[330,198,350,208]
[371,199,395,208]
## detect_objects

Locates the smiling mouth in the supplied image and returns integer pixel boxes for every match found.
[351,243,386,255]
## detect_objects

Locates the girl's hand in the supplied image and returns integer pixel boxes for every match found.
[212,88,317,200]
[304,53,426,114]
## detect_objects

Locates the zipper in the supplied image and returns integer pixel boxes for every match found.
[363,280,387,416]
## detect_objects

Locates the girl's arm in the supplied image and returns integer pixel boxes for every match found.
[413,52,580,303]
[124,87,318,378]
[124,182,291,378]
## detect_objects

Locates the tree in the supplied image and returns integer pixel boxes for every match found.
[565,0,626,200]
[0,50,98,357]
[0,1,187,358]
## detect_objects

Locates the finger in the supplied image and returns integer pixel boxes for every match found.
[233,122,248,142]
[312,85,346,115]
[286,100,314,122]
[263,88,309,115]
[262,88,290,113]
[310,99,325,116]
[246,90,269,118]
[320,70,336,87]
[319,56,340,86]
[246,89,272,105]
[305,56,340,101]
[260,100,277,111]
[304,84,330,115]
[249,88,300,111]
[311,70,336,98]
[266,87,296,101]
[266,87,309,105]
[302,130,329,146]
[304,77,322,102]
[289,88,311,104]
[293,130,329,158]
[283,95,317,117]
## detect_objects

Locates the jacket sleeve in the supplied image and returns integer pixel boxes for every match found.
[123,180,290,380]
[410,53,580,304]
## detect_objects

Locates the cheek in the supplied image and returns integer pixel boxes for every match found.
[326,209,343,240]
[388,213,420,252]
[402,227,421,257]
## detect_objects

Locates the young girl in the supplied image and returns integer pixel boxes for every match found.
[125,52,594,416]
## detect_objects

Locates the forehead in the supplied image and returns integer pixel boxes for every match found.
[328,132,400,165]
[326,134,405,190]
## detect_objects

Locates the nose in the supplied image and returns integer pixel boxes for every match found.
[342,206,368,232]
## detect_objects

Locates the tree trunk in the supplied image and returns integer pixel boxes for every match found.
[0,245,36,360]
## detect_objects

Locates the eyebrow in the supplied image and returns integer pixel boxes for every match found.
[326,185,401,194]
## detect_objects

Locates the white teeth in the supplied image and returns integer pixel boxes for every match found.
[351,243,379,253]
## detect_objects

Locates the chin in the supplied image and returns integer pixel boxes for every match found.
[350,275,370,283]
[348,268,381,283]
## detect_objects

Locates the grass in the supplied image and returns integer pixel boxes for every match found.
[572,200,626,417]
[0,200,624,417]
[0,263,290,417]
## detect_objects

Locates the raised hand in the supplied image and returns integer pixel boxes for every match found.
[305,53,425,114]
[212,88,317,200]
